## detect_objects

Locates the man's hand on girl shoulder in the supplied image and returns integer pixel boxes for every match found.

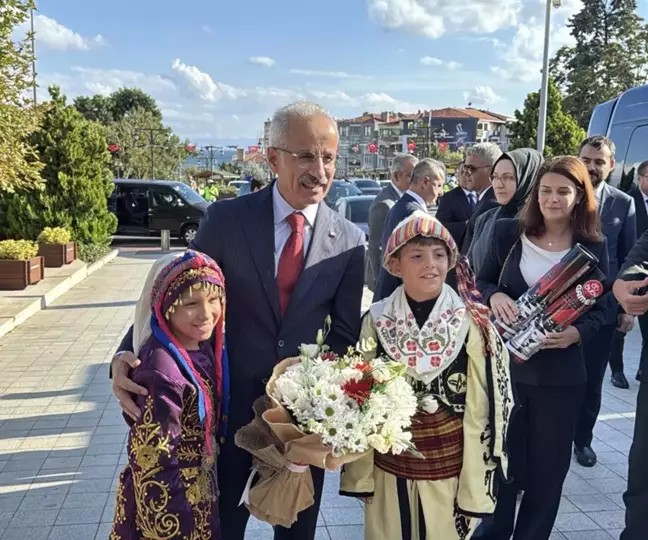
[111,352,147,421]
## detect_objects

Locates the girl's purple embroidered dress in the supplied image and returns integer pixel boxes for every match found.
[111,251,229,540]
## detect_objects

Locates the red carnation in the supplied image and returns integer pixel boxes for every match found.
[354,362,372,374]
[343,377,374,406]
[321,352,337,362]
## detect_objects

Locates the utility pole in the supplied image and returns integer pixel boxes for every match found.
[134,127,168,179]
[202,145,217,173]
[537,0,562,153]
[30,3,37,104]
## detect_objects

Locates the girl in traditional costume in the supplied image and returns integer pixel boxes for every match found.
[111,250,229,540]
[340,211,514,540]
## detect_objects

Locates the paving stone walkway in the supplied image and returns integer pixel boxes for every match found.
[0,250,639,539]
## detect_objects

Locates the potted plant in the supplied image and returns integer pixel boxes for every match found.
[0,240,44,290]
[37,227,76,267]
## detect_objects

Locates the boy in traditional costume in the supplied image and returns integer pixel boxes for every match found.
[340,212,514,540]
[111,250,229,540]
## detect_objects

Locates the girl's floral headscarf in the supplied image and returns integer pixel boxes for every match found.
[149,250,229,457]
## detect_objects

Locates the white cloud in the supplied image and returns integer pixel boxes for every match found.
[420,56,443,66]
[39,60,428,142]
[201,24,213,34]
[367,0,521,38]
[289,69,373,80]
[490,1,580,82]
[420,57,463,70]
[171,58,242,102]
[463,86,504,105]
[16,14,107,51]
[249,56,276,67]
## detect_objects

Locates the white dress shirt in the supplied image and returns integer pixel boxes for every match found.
[478,185,493,201]
[391,182,404,198]
[273,183,319,274]
[405,189,427,211]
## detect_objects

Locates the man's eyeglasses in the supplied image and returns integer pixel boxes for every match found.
[271,147,337,169]
[463,164,491,176]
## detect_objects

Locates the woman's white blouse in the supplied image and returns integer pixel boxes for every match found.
[519,234,570,287]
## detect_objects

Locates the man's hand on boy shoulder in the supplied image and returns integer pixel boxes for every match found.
[111,352,147,421]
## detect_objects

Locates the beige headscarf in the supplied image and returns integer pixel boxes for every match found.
[133,252,183,355]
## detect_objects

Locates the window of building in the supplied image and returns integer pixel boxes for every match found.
[364,125,373,137]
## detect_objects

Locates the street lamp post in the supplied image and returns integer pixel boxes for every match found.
[537,0,562,154]
[30,4,37,104]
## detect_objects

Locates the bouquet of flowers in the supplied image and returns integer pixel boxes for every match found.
[493,244,606,363]
[235,318,419,527]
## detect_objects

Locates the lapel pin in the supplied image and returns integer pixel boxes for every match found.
[329,230,336,238]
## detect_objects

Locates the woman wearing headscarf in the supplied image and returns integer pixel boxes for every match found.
[468,148,544,275]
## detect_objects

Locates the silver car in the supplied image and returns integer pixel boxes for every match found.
[334,195,375,238]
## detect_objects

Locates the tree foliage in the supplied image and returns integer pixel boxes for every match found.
[2,87,117,245]
[73,87,161,124]
[550,0,648,129]
[107,108,191,179]
[0,0,43,193]
[508,79,586,158]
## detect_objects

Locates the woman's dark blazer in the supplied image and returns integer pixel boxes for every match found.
[476,218,611,387]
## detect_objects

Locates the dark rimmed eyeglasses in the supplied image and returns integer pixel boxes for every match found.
[271,147,338,169]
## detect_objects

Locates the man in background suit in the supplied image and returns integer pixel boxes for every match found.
[109,102,366,540]
[373,158,446,301]
[574,136,637,468]
[613,233,648,540]
[367,153,418,291]
[460,142,503,254]
[608,160,648,388]
[436,160,476,246]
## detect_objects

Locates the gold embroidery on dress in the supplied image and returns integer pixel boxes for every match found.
[130,396,182,539]
[176,375,217,539]
[112,470,127,525]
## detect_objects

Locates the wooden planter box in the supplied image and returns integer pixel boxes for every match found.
[0,256,45,290]
[38,242,76,268]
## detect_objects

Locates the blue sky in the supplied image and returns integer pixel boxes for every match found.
[20,0,648,146]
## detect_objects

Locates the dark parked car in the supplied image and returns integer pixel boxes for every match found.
[350,178,382,195]
[589,84,648,190]
[334,195,375,238]
[324,180,363,207]
[108,179,208,245]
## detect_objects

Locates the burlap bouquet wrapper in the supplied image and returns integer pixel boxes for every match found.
[235,357,369,528]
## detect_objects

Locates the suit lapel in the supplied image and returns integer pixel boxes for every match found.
[634,188,648,234]
[287,203,340,316]
[241,188,281,323]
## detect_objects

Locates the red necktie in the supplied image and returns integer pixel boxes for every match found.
[277,212,305,317]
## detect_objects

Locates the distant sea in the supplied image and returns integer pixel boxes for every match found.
[183,148,238,168]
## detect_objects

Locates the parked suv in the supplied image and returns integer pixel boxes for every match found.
[589,84,648,190]
[108,179,208,244]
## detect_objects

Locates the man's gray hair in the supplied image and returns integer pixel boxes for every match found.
[391,153,418,176]
[466,142,502,166]
[268,102,337,148]
[410,158,446,185]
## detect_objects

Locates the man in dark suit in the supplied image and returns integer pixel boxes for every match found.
[436,161,476,246]
[373,158,446,302]
[613,234,648,540]
[608,160,648,388]
[109,102,366,540]
[367,153,418,291]
[460,142,502,254]
[574,136,637,467]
